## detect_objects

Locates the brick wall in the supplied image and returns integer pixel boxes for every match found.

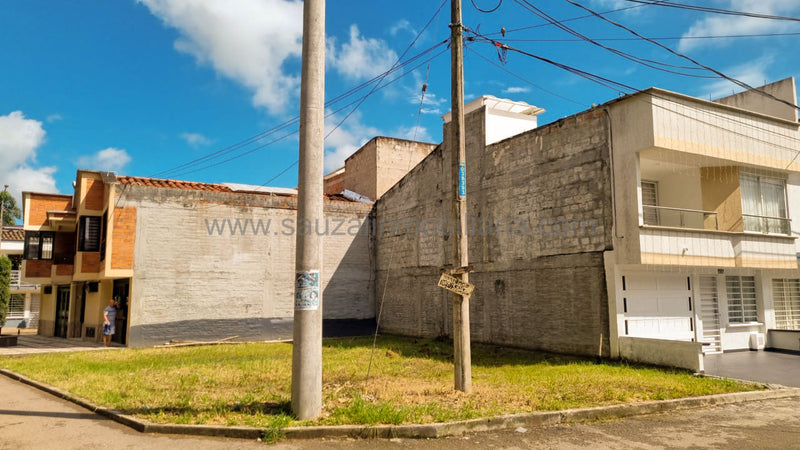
[83,178,105,211]
[118,187,375,347]
[374,107,614,356]
[26,194,73,227]
[111,207,136,270]
[81,252,102,273]
[324,172,345,195]
[25,260,52,278]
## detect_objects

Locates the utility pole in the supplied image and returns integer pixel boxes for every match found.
[292,0,325,420]
[449,0,472,393]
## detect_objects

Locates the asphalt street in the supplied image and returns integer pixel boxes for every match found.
[1,375,799,449]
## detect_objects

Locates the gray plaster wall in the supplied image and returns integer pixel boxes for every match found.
[374,107,614,356]
[121,187,374,347]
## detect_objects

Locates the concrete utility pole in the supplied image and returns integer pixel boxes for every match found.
[292,0,325,420]
[449,0,472,393]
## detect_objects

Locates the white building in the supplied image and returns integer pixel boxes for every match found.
[605,78,800,356]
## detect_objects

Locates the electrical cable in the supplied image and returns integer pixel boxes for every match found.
[509,0,714,75]
[564,0,800,111]
[623,0,800,22]
[497,31,800,42]
[471,0,503,13]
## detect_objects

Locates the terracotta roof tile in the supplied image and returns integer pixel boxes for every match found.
[2,226,24,241]
[117,175,356,202]
[118,176,234,193]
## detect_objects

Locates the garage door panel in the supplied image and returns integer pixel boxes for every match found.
[622,272,694,341]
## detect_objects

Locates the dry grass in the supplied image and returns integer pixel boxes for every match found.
[0,336,758,430]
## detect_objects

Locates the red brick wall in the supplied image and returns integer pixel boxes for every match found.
[83,178,105,211]
[56,264,74,276]
[27,194,73,227]
[25,260,52,278]
[81,252,102,273]
[111,207,136,270]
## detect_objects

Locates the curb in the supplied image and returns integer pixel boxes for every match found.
[2,368,799,441]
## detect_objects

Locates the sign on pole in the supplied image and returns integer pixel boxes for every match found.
[438,273,475,297]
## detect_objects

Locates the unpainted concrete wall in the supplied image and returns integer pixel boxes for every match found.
[119,187,374,347]
[374,106,614,356]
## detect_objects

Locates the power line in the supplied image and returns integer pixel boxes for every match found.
[169,45,449,180]
[154,40,447,179]
[471,0,502,13]
[499,31,800,42]
[466,46,588,107]
[484,2,650,36]
[563,0,800,111]
[623,0,800,22]
[469,29,800,163]
[509,0,716,76]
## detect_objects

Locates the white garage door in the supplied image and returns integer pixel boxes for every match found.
[622,272,694,341]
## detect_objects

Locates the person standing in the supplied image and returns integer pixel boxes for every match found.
[103,298,117,347]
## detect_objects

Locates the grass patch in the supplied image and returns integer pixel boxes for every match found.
[0,336,759,429]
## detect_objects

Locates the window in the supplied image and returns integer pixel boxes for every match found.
[772,278,800,330]
[78,216,102,252]
[23,231,54,260]
[8,294,25,319]
[641,180,659,226]
[740,173,790,234]
[726,276,758,324]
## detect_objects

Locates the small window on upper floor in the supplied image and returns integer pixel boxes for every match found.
[24,231,54,260]
[78,216,102,252]
[641,180,659,226]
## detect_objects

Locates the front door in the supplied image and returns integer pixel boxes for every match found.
[112,279,129,345]
[55,285,70,338]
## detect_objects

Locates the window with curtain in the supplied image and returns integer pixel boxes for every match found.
[772,278,800,330]
[740,173,789,234]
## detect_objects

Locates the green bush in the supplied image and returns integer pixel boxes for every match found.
[0,255,10,329]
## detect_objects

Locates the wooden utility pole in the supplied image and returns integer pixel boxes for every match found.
[449,0,472,393]
[292,0,325,420]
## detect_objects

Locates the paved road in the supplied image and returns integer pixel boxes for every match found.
[1,374,799,449]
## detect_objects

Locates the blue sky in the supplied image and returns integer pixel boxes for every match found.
[1,0,799,202]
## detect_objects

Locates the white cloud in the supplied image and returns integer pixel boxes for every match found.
[701,55,774,99]
[46,113,63,123]
[180,131,212,147]
[77,148,132,173]
[391,125,432,143]
[503,86,531,94]
[0,111,58,201]
[323,109,381,172]
[389,19,416,37]
[138,0,304,114]
[328,25,398,81]
[678,0,800,52]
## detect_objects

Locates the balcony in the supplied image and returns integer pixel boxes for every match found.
[10,270,39,291]
[638,157,797,269]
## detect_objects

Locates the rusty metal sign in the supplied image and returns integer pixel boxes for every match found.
[438,273,475,297]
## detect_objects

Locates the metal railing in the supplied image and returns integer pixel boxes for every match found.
[642,205,719,230]
[742,214,792,235]
[10,270,38,290]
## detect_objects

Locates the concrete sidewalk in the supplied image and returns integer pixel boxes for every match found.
[0,375,264,450]
[0,335,120,356]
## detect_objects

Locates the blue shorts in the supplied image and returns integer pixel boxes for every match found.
[103,324,115,336]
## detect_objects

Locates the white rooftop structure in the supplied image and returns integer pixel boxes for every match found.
[443,95,546,145]
[223,183,298,196]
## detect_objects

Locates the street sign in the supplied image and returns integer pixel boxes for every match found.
[438,273,475,297]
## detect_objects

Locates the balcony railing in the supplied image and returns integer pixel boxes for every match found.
[643,205,719,231]
[742,214,792,236]
[10,270,38,290]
